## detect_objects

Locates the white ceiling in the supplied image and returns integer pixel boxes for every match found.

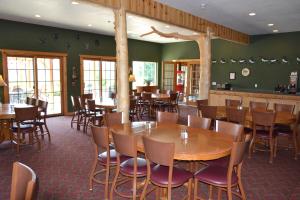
[0,0,198,43]
[157,0,300,35]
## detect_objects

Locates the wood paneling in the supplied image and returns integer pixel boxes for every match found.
[83,0,249,44]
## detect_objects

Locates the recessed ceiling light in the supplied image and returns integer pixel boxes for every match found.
[71,1,79,5]
[268,23,274,27]
[273,29,279,33]
[35,14,41,18]
[88,24,92,27]
[248,12,256,16]
[165,25,170,28]
[200,3,207,8]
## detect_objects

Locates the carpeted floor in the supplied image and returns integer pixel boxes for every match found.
[1,105,300,200]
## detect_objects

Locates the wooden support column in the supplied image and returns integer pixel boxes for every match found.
[114,3,129,123]
[197,29,212,100]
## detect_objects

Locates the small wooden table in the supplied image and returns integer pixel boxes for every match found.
[0,104,34,143]
[151,93,170,100]
[110,122,233,161]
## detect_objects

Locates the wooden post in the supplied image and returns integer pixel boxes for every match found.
[114,3,129,123]
[197,28,212,100]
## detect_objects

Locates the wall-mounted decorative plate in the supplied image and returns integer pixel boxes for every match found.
[242,68,250,77]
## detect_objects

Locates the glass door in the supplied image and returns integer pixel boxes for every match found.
[162,62,176,91]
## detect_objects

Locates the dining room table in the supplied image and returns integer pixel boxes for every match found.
[0,103,35,143]
[110,121,233,161]
[95,98,117,112]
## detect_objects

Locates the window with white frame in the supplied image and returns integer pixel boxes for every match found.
[132,61,157,89]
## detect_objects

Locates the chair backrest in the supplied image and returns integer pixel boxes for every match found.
[156,111,178,124]
[226,107,246,125]
[228,134,251,168]
[252,111,275,127]
[249,101,268,111]
[37,100,48,114]
[91,126,109,150]
[87,99,96,111]
[105,112,122,127]
[14,106,38,122]
[215,120,244,142]
[10,162,37,200]
[225,99,241,107]
[141,92,152,100]
[169,93,178,103]
[110,92,116,99]
[80,94,93,109]
[71,96,81,111]
[130,99,137,110]
[196,99,208,110]
[274,103,295,113]
[111,131,137,157]
[199,105,217,119]
[187,115,211,129]
[142,136,174,167]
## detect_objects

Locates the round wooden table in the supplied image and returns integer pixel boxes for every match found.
[110,121,233,161]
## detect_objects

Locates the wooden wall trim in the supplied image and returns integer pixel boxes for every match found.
[84,0,249,44]
[0,49,67,57]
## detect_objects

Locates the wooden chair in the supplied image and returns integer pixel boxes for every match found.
[104,112,122,127]
[199,105,219,129]
[110,131,147,200]
[156,111,178,124]
[274,103,295,113]
[141,136,193,200]
[70,95,84,130]
[196,99,208,116]
[166,93,179,113]
[89,126,125,199]
[84,100,104,132]
[226,107,252,134]
[225,99,242,107]
[187,115,211,129]
[26,97,37,106]
[129,98,140,121]
[11,106,41,154]
[10,162,38,200]
[249,111,276,163]
[35,100,51,141]
[249,101,268,111]
[194,135,251,200]
[140,92,153,118]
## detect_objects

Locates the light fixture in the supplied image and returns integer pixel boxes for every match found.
[200,3,207,8]
[88,24,92,27]
[248,12,256,16]
[273,29,279,33]
[165,25,170,28]
[35,14,41,18]
[71,1,79,5]
[128,74,136,82]
[268,23,274,27]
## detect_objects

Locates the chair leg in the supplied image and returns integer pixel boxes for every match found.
[248,137,255,158]
[132,174,137,200]
[44,124,51,142]
[187,178,192,200]
[217,187,222,200]
[140,174,150,200]
[209,185,213,200]
[274,137,278,157]
[104,165,110,200]
[39,125,44,139]
[89,155,98,190]
[227,186,233,200]
[269,138,274,164]
[155,187,160,200]
[110,165,120,200]
[34,130,41,152]
[238,178,247,200]
[193,179,198,200]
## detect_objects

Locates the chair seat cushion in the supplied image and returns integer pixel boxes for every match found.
[150,165,193,187]
[11,124,34,132]
[98,149,129,165]
[203,156,229,168]
[194,165,238,186]
[120,157,147,176]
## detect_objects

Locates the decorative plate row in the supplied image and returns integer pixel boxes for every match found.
[212,57,300,64]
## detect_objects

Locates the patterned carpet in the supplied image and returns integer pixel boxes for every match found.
[0,105,300,200]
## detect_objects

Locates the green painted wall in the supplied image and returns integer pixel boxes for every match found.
[0,19,162,111]
[162,32,300,91]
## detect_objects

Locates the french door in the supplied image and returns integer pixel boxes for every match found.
[2,50,66,115]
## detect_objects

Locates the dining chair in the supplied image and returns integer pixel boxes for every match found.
[196,99,208,116]
[70,95,84,130]
[194,135,251,200]
[274,111,300,160]
[249,111,276,163]
[89,126,128,199]
[10,162,38,200]
[35,100,51,141]
[11,106,41,154]
[249,101,268,111]
[156,111,178,124]
[140,92,153,118]
[187,115,211,129]
[226,107,252,134]
[225,99,242,107]
[84,100,104,132]
[140,136,193,200]
[199,105,220,129]
[166,92,179,113]
[104,112,122,127]
[110,131,147,200]
[26,97,37,106]
[274,103,295,113]
[129,98,140,121]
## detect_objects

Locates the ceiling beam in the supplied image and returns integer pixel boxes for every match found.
[83,0,249,44]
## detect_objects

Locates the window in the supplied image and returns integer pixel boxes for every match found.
[81,56,116,99]
[132,61,157,89]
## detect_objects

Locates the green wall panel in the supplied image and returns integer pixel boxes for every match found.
[0,19,162,111]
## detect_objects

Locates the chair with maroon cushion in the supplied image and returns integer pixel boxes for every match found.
[156,111,178,124]
[226,107,252,135]
[89,126,127,199]
[196,99,208,116]
[110,131,147,200]
[84,100,104,133]
[249,111,276,163]
[194,135,251,200]
[249,101,268,111]
[140,136,193,200]
[104,112,122,127]
[204,120,244,168]
[187,115,211,129]
[225,99,242,107]
[10,162,38,200]
[274,111,299,160]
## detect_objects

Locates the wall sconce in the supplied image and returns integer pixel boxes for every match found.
[71,66,78,86]
[128,74,136,82]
